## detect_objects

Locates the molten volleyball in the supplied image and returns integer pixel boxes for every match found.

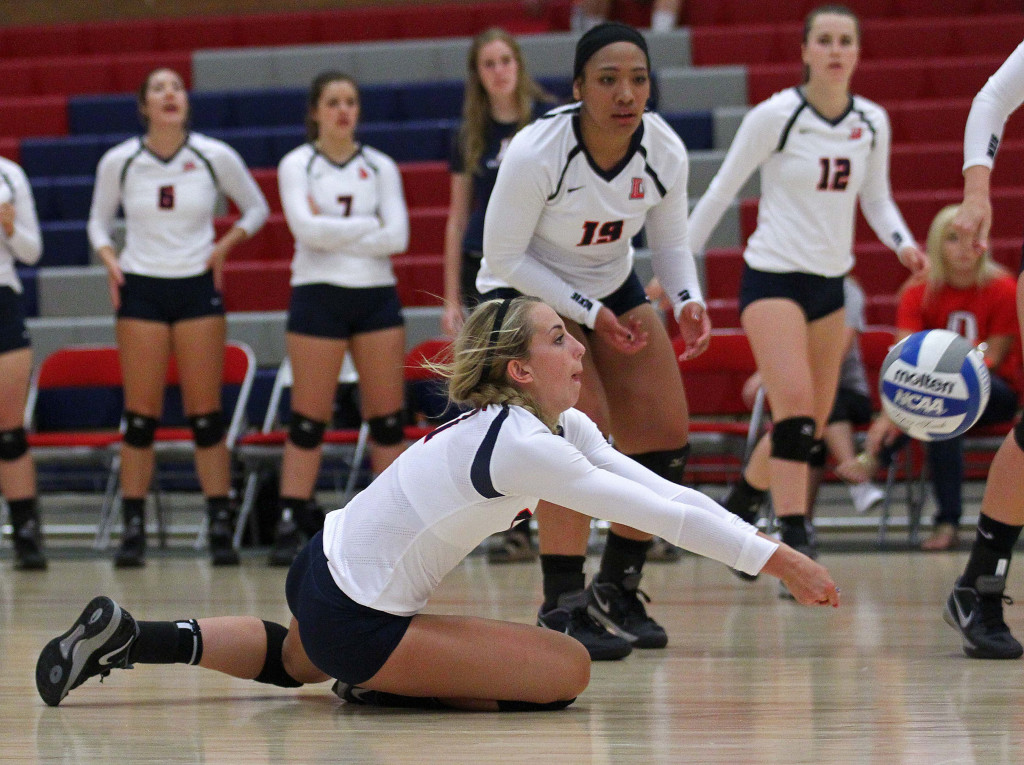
[879,329,990,441]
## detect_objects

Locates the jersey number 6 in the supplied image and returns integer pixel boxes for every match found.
[578,220,624,246]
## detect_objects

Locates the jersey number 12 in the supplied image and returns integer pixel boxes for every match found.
[816,158,851,191]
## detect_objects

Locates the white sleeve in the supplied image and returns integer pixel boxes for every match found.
[0,165,41,266]
[483,141,602,328]
[687,104,776,254]
[495,420,778,576]
[858,110,918,254]
[644,151,705,315]
[87,148,123,253]
[213,143,269,237]
[353,156,410,258]
[964,41,1024,171]
[278,153,379,250]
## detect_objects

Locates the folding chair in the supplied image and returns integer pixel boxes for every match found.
[234,354,366,547]
[25,346,125,547]
[674,330,762,486]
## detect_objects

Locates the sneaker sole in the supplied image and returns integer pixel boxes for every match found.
[35,596,125,706]
[942,601,1024,660]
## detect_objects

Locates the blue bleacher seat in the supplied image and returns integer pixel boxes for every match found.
[17,267,38,318]
[663,111,714,151]
[188,93,234,131]
[359,119,456,163]
[21,134,130,178]
[205,128,277,168]
[49,176,95,221]
[40,221,91,267]
[27,178,56,222]
[397,81,464,121]
[68,95,137,135]
[358,86,402,123]
[231,88,308,129]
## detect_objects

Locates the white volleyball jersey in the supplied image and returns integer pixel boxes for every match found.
[689,88,916,277]
[0,157,42,293]
[478,104,703,328]
[87,132,268,278]
[278,143,409,289]
[964,40,1024,171]
[322,403,777,616]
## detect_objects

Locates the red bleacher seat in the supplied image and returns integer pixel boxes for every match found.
[887,99,973,143]
[236,11,318,47]
[79,19,159,55]
[0,137,20,164]
[0,97,68,139]
[153,15,239,51]
[222,261,291,312]
[0,24,86,58]
[393,254,444,307]
[110,51,192,92]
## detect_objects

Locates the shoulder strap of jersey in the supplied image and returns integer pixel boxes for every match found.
[184,136,221,192]
[118,140,147,191]
[775,88,808,153]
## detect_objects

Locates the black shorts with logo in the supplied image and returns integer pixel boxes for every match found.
[118,271,225,324]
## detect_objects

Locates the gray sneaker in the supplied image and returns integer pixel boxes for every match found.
[35,596,139,706]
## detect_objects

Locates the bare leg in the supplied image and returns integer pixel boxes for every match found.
[117,319,172,498]
[196,616,330,685]
[349,326,407,476]
[364,613,590,710]
[172,316,230,497]
[0,348,35,499]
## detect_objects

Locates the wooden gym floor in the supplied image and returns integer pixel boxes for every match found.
[4,541,1024,764]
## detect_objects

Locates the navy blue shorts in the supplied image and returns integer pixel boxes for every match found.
[287,283,404,340]
[481,270,649,328]
[827,387,873,426]
[285,530,413,684]
[118,272,225,324]
[0,287,30,354]
[739,266,845,322]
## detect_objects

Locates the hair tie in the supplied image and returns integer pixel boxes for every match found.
[479,298,514,383]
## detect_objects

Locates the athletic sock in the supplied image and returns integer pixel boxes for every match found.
[8,497,38,527]
[540,554,586,611]
[962,514,1023,587]
[122,497,145,522]
[723,476,767,524]
[778,515,810,548]
[131,619,204,665]
[596,530,651,585]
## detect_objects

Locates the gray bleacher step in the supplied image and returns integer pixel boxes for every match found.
[193,30,692,92]
[657,66,747,112]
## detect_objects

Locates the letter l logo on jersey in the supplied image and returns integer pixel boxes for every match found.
[629,178,644,199]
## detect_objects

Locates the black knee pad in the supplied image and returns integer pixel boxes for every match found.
[288,413,327,450]
[629,444,690,485]
[1015,417,1024,453]
[189,411,225,448]
[0,427,28,461]
[808,437,827,469]
[254,620,303,688]
[368,411,405,447]
[770,416,816,462]
[123,411,159,448]
[497,698,577,712]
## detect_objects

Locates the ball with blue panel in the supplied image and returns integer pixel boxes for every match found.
[879,329,990,441]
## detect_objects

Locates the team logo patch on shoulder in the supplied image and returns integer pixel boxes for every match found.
[849,127,862,140]
[629,178,644,200]
[358,167,368,179]
[183,161,196,172]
